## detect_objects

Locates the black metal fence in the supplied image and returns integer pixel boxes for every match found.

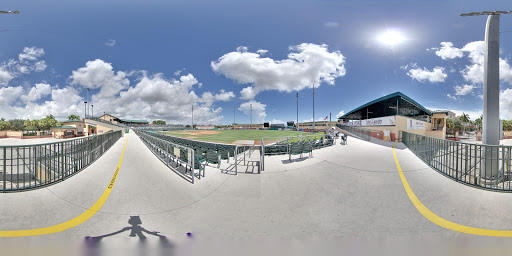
[336,125,373,141]
[1,130,123,192]
[402,131,512,191]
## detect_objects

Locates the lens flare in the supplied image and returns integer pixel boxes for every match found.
[378,28,406,46]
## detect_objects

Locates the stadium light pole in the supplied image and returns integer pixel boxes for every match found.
[296,92,299,129]
[233,103,236,129]
[84,101,87,120]
[460,10,510,180]
[312,84,315,130]
[192,104,194,129]
[250,103,252,127]
[91,104,94,118]
[86,88,90,118]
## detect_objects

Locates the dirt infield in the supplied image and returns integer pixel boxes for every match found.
[179,130,221,136]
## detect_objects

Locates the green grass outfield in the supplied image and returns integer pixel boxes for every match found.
[157,129,325,144]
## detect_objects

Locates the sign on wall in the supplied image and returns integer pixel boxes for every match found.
[407,118,425,130]
[345,116,396,126]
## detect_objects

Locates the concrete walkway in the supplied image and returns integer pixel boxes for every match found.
[1,131,512,253]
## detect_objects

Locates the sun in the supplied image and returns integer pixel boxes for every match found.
[378,28,406,47]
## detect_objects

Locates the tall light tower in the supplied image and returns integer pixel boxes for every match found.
[84,101,87,120]
[312,84,315,130]
[296,93,299,129]
[86,88,90,118]
[461,11,510,180]
[250,103,253,127]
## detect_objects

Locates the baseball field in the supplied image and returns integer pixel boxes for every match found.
[158,129,326,144]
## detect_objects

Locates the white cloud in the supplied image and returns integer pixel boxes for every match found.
[0,86,24,106]
[174,68,186,76]
[211,43,346,99]
[238,100,266,123]
[105,39,116,47]
[446,94,457,101]
[18,47,45,62]
[240,86,257,100]
[0,47,47,87]
[70,59,130,99]
[88,72,226,124]
[336,110,345,118]
[256,49,268,55]
[454,84,475,96]
[407,67,447,83]
[200,89,235,104]
[432,42,463,60]
[0,68,13,86]
[500,88,512,120]
[438,40,512,85]
[269,119,284,125]
[20,83,52,103]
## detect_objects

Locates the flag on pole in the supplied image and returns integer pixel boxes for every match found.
[323,116,328,120]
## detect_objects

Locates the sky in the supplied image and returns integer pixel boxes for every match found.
[0,0,512,125]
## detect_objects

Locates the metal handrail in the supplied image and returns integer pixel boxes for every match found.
[134,129,202,184]
[402,131,512,191]
[1,130,122,192]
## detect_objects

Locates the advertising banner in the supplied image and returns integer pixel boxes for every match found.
[345,116,396,127]
[407,119,426,130]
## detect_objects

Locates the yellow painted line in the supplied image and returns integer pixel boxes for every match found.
[392,142,512,237]
[0,138,128,237]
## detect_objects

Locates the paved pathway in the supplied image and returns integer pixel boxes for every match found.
[1,131,512,254]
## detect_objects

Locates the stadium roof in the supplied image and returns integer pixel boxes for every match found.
[121,119,149,123]
[339,92,432,120]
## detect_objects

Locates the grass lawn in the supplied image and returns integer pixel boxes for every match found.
[158,129,323,144]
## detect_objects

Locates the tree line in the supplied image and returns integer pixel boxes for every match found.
[446,113,512,133]
[0,114,81,131]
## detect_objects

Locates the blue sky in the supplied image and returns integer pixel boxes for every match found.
[1,0,511,124]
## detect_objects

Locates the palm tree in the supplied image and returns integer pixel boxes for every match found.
[474,115,483,131]
[459,112,470,123]
[68,114,80,120]
[446,118,455,135]
[458,113,470,133]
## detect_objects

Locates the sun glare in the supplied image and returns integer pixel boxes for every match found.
[378,28,405,46]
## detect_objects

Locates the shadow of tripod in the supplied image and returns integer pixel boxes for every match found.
[85,216,166,240]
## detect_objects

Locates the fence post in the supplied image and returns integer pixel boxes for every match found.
[3,148,5,193]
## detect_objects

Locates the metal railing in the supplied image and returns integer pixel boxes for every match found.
[234,144,261,175]
[134,130,204,184]
[336,124,375,141]
[402,131,512,191]
[1,130,123,192]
